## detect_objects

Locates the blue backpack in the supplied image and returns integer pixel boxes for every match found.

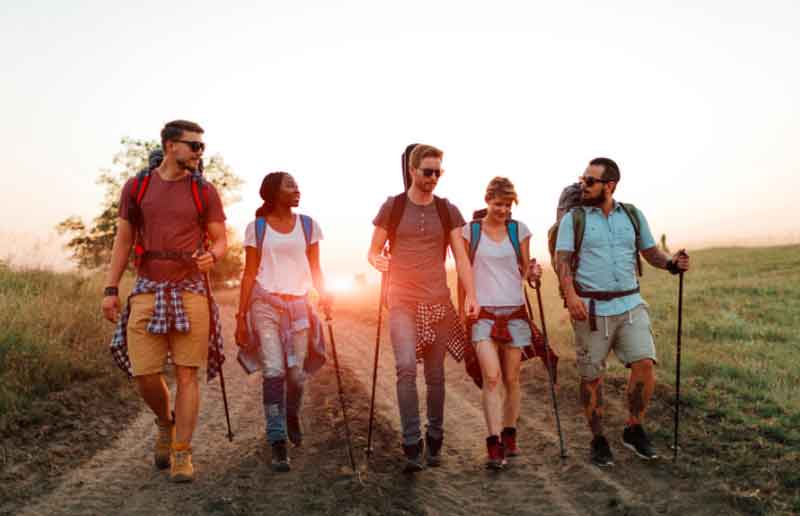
[467,218,524,270]
[254,214,314,264]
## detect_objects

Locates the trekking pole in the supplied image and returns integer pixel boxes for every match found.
[673,265,686,461]
[366,258,388,458]
[324,310,358,474]
[198,248,234,442]
[523,272,567,459]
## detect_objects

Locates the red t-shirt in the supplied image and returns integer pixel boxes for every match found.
[119,172,226,282]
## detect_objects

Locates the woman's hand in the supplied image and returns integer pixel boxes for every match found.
[235,314,249,348]
[525,258,543,283]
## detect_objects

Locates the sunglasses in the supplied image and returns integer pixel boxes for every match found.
[175,140,205,153]
[420,168,443,178]
[580,175,611,187]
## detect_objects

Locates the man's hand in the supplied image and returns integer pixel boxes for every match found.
[235,315,249,348]
[464,294,480,320]
[369,253,390,273]
[672,249,690,272]
[566,292,588,321]
[525,259,543,283]
[193,250,215,273]
[101,295,120,323]
[319,292,334,319]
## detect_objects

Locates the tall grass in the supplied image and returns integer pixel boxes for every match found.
[0,263,127,425]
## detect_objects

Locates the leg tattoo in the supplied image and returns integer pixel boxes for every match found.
[580,378,604,436]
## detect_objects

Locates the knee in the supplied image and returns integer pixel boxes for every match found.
[287,366,306,386]
[631,358,655,375]
[135,372,163,389]
[483,370,502,392]
[175,367,198,387]
[503,372,520,390]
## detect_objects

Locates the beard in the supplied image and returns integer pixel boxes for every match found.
[176,157,199,173]
[581,189,607,207]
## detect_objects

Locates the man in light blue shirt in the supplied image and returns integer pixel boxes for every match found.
[555,157,690,467]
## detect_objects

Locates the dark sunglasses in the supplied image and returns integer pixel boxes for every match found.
[175,140,205,153]
[580,175,611,187]
[420,168,442,178]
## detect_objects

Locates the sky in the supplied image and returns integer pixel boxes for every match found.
[1,0,798,285]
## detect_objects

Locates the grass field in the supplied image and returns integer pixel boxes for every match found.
[0,262,132,429]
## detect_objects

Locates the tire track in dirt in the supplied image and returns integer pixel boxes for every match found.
[12,308,742,515]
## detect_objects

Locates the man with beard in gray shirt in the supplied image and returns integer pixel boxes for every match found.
[368,144,479,472]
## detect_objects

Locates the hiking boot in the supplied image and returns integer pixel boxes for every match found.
[425,433,443,467]
[486,435,505,470]
[154,412,175,470]
[622,424,658,460]
[501,427,520,457]
[169,443,194,482]
[271,440,291,472]
[402,439,425,473]
[590,435,614,467]
[287,415,303,447]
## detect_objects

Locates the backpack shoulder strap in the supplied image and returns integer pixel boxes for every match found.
[387,193,407,253]
[434,196,452,259]
[132,169,151,206]
[255,216,267,265]
[506,219,524,270]
[618,202,643,276]
[299,214,313,260]
[571,207,586,273]
[468,220,482,264]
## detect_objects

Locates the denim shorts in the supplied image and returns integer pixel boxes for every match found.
[471,306,532,349]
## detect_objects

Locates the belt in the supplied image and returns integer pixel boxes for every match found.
[141,250,196,262]
[574,284,640,332]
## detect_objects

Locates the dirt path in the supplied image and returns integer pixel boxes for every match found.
[8,307,741,516]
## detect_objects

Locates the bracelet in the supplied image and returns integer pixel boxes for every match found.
[103,286,119,297]
[666,259,681,275]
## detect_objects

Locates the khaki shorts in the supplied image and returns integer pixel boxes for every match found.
[572,304,657,381]
[127,291,210,376]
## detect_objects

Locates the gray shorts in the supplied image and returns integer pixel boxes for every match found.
[471,306,532,349]
[572,304,657,380]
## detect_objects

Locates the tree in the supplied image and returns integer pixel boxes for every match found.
[57,137,245,284]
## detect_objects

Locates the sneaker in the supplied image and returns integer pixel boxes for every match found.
[169,443,194,482]
[622,424,658,460]
[425,433,443,467]
[402,439,425,473]
[486,435,505,470]
[287,415,303,447]
[590,435,615,467]
[154,412,175,470]
[501,427,520,457]
[271,440,291,472]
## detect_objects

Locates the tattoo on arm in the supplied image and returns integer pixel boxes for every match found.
[641,247,669,269]
[555,251,574,288]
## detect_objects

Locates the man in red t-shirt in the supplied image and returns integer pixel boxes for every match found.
[101,120,227,482]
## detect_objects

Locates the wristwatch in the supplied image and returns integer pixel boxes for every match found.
[666,260,681,275]
[104,286,119,297]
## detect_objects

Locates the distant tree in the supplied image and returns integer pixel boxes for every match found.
[660,233,670,254]
[57,137,244,283]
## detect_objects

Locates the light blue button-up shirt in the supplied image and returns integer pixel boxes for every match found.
[555,202,656,316]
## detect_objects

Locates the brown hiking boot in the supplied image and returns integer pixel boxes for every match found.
[170,443,194,483]
[154,412,175,470]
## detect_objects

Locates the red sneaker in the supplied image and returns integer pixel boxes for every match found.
[502,427,520,457]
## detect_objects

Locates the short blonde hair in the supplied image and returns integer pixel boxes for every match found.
[484,176,518,204]
[409,144,444,169]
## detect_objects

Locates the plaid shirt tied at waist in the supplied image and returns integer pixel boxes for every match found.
[415,302,467,362]
[110,276,225,382]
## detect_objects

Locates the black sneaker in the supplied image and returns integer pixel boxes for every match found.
[425,433,443,467]
[402,439,425,473]
[287,415,303,447]
[590,435,615,467]
[622,424,658,460]
[271,440,291,472]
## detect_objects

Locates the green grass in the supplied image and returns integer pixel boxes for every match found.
[0,262,131,428]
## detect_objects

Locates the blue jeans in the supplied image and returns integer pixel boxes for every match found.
[389,302,448,446]
[251,299,309,444]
